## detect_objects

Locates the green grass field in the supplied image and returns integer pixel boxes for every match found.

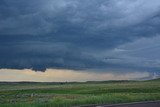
[0,79,160,107]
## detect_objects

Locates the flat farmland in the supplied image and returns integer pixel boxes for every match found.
[0,79,160,107]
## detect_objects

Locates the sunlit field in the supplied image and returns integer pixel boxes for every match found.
[0,79,160,107]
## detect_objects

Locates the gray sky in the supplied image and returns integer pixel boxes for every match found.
[0,0,160,81]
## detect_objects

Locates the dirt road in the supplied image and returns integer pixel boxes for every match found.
[79,101,160,107]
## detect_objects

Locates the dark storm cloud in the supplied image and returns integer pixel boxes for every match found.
[0,0,160,73]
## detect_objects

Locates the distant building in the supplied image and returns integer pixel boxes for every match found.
[153,72,160,79]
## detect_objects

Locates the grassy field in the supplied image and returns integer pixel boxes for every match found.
[0,79,160,107]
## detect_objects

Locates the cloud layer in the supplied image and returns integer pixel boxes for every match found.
[0,0,160,75]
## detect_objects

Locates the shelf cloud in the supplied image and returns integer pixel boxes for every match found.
[0,0,160,78]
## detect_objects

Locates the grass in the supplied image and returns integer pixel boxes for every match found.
[0,80,160,107]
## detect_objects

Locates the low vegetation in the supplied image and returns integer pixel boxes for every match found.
[0,79,160,107]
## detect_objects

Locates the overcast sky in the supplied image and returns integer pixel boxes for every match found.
[0,0,160,81]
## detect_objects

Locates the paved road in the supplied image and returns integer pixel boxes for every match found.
[79,101,160,107]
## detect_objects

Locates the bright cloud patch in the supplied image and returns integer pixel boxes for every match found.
[0,69,151,82]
